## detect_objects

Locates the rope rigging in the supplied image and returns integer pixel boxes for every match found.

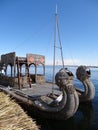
[52,5,65,94]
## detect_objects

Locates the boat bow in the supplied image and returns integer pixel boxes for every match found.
[76,65,95,102]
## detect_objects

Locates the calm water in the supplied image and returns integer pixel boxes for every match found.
[29,65,98,130]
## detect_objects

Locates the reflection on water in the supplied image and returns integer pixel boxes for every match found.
[75,102,94,130]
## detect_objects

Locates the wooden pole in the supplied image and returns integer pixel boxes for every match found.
[27,64,31,88]
[17,57,21,89]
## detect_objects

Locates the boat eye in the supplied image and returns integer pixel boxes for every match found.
[86,69,91,75]
[67,71,73,76]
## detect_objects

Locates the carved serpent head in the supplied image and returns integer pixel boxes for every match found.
[55,68,74,88]
[76,65,91,81]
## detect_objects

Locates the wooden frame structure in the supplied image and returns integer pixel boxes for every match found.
[0,52,45,89]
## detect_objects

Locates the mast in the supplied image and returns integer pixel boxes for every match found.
[56,12,64,68]
[52,5,64,93]
[52,5,56,93]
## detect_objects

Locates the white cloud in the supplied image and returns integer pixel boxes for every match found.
[46,58,80,66]
[61,59,80,66]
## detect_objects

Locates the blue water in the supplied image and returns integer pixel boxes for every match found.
[34,66,98,130]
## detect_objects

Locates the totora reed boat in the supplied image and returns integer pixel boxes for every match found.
[0,52,79,120]
[0,52,95,120]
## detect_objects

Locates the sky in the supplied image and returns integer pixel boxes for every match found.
[0,0,98,66]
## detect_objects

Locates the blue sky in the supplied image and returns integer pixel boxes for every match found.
[0,0,98,66]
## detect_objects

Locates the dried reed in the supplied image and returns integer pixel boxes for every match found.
[0,92,39,130]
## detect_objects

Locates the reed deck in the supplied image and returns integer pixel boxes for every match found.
[22,82,61,97]
[0,82,61,98]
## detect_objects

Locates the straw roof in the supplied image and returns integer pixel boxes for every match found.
[0,92,39,130]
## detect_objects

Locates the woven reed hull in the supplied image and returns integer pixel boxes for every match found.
[0,85,79,120]
[75,80,95,103]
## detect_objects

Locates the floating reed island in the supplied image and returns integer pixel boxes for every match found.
[0,92,39,130]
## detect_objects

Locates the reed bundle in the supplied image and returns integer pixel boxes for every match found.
[0,92,39,130]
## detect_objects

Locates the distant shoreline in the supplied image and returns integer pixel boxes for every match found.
[45,64,98,68]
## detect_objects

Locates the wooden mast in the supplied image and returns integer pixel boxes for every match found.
[52,5,64,93]
[56,7,64,68]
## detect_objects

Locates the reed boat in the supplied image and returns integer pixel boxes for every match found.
[0,52,79,120]
[0,52,95,120]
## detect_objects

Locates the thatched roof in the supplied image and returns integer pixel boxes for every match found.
[0,92,39,130]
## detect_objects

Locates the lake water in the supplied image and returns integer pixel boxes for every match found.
[31,65,98,130]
